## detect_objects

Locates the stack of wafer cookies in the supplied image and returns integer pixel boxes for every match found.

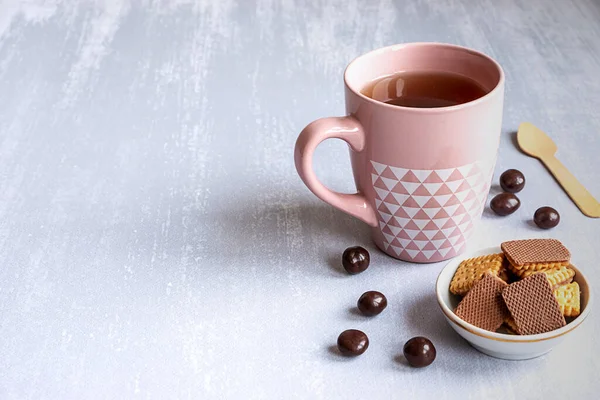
[450,239,581,335]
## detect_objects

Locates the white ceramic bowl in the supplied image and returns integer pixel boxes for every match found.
[436,246,593,360]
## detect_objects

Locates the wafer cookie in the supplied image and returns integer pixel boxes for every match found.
[455,273,509,332]
[502,273,566,335]
[501,239,570,273]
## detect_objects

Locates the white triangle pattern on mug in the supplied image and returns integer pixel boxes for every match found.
[372,162,388,175]
[372,159,494,262]
[423,182,443,194]
[424,230,439,240]
[413,219,430,230]
[381,177,398,190]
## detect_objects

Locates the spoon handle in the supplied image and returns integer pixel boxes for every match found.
[541,155,600,218]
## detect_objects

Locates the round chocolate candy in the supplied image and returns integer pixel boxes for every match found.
[357,291,387,316]
[342,246,370,275]
[337,329,369,356]
[490,193,521,216]
[403,336,436,368]
[534,206,560,229]
[500,169,526,193]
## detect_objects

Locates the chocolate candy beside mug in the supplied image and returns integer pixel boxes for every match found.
[500,169,526,193]
[534,206,560,229]
[342,246,370,274]
[357,291,387,316]
[403,336,436,367]
[490,193,521,216]
[337,329,369,356]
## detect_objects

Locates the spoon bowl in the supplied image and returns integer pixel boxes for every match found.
[517,122,557,159]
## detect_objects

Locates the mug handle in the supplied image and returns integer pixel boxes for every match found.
[294,116,378,227]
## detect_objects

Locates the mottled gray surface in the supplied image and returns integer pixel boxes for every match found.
[0,0,599,399]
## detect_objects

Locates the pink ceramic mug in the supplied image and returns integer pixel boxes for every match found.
[295,43,504,263]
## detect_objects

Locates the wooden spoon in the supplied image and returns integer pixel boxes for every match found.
[517,122,600,218]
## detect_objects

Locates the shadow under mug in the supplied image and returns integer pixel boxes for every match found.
[295,43,504,263]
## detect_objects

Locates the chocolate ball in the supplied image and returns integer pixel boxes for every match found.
[357,291,387,316]
[403,336,436,368]
[342,246,370,274]
[337,329,369,356]
[490,193,521,216]
[534,206,560,229]
[500,169,526,193]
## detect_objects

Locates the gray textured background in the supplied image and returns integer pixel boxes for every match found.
[0,0,599,399]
